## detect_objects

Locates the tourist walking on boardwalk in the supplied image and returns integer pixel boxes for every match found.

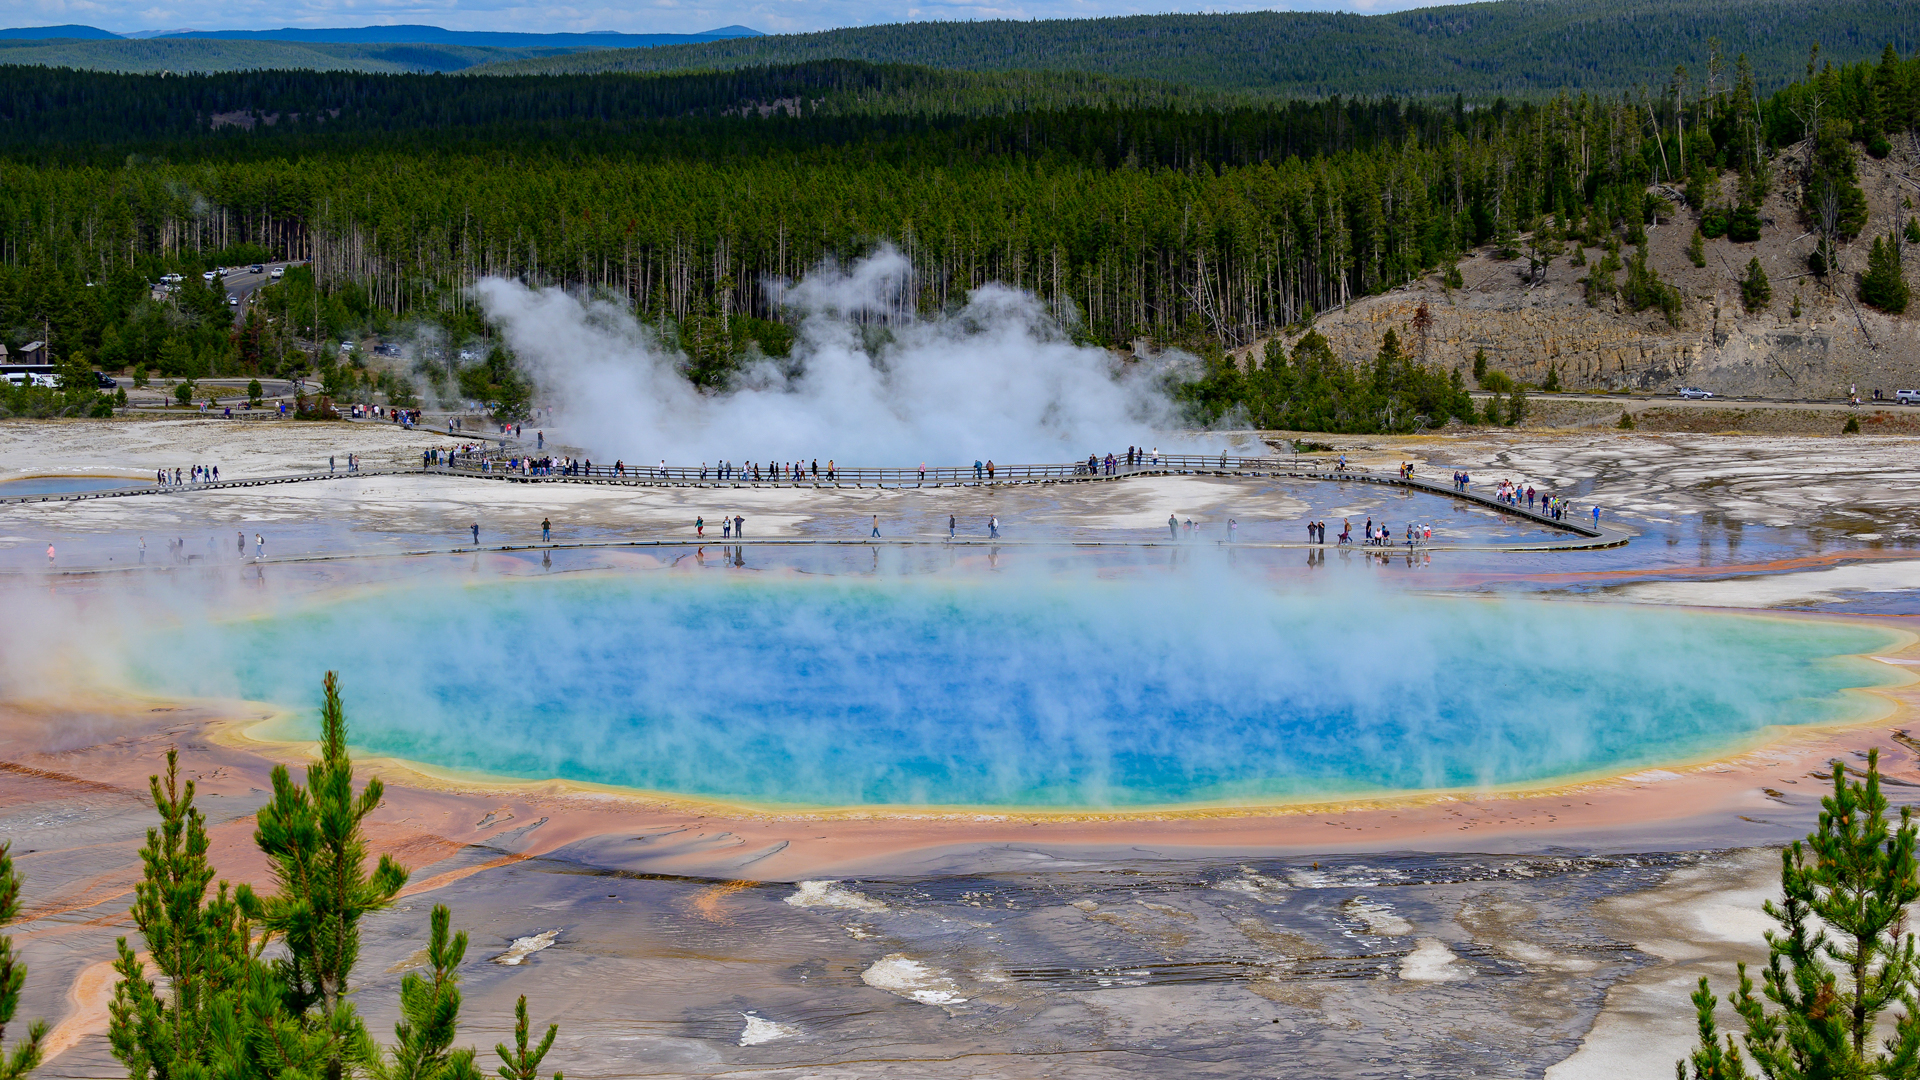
[138,536,146,563]
[255,533,263,559]
[871,515,881,538]
[989,516,999,539]
[542,518,551,543]
[1168,513,1178,539]
[1228,518,1237,542]
[470,522,479,545]
[46,542,54,566]
[949,514,956,539]
[237,530,245,556]
[734,514,744,537]
[974,460,983,480]
[1592,504,1602,526]
[696,516,704,538]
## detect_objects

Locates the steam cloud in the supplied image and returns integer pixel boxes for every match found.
[471,247,1201,464]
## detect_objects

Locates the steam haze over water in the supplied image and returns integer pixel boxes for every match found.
[127,572,1898,809]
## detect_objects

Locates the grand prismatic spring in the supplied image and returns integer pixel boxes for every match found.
[8,379,1920,1080]
[137,576,1899,810]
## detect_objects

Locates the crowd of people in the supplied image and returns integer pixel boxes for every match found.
[155,465,220,486]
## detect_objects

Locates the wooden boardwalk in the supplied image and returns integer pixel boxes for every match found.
[0,454,1626,552]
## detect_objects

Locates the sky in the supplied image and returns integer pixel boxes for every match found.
[14,0,1466,37]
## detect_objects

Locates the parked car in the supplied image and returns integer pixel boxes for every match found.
[202,270,218,281]
[1676,386,1713,400]
[1896,389,1920,405]
[160,272,183,284]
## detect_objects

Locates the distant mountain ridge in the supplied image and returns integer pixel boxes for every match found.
[0,24,123,39]
[152,24,761,47]
[0,23,761,47]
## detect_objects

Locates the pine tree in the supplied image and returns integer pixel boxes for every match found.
[108,748,261,1080]
[1688,228,1707,267]
[1679,749,1920,1079]
[1740,258,1772,313]
[494,997,563,1080]
[373,906,480,1080]
[241,671,409,1075]
[0,844,47,1080]
[107,673,560,1080]
[1859,233,1910,313]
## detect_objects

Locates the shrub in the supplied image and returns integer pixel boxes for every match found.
[1843,414,1861,434]
[247,378,263,405]
[1726,204,1762,243]
[173,380,194,406]
[1687,229,1707,267]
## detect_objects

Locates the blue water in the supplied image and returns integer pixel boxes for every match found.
[0,476,143,496]
[141,575,1901,809]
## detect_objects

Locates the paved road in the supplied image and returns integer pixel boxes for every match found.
[217,261,300,321]
[1477,390,1920,412]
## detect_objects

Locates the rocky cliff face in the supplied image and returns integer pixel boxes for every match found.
[1247,141,1920,399]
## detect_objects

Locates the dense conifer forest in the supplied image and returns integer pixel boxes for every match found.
[1,14,1916,431]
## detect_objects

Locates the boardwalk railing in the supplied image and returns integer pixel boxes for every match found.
[434,452,1292,484]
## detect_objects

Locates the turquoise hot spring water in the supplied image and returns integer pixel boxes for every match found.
[136,574,1904,810]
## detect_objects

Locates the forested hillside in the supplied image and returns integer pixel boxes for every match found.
[1,40,1916,428]
[482,0,1918,99]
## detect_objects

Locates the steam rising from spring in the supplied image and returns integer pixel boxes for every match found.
[113,572,1897,809]
[472,248,1196,464]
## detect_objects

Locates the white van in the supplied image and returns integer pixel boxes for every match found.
[30,373,59,388]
